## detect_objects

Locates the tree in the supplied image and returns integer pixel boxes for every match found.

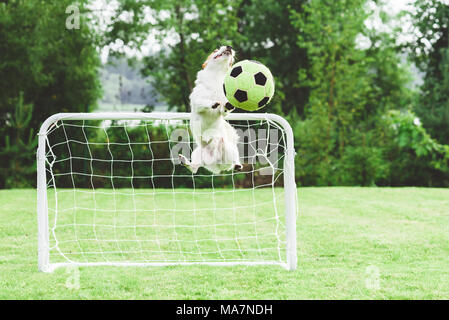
[98,0,443,186]
[0,0,101,187]
[407,0,449,145]
[290,0,414,185]
[0,92,37,188]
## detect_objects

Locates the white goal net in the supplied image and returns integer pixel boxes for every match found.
[37,112,297,272]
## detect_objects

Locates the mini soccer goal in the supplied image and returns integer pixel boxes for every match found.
[37,112,297,272]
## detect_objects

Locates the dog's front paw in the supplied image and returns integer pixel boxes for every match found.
[224,102,235,113]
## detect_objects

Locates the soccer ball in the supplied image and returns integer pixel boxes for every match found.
[223,60,275,111]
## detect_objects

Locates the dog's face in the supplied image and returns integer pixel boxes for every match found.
[202,45,235,70]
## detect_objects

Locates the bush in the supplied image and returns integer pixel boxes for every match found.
[379,110,449,187]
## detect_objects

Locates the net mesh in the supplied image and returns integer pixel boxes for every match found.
[43,117,287,265]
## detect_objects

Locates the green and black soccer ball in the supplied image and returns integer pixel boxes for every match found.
[223,60,275,111]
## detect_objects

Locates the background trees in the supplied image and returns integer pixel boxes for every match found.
[1,0,448,188]
[0,0,101,187]
[407,0,449,145]
[288,0,418,186]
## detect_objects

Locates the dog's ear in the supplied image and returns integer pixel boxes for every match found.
[202,49,218,69]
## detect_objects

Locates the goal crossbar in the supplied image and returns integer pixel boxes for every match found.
[37,112,297,272]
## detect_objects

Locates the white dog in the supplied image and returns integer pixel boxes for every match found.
[179,45,242,174]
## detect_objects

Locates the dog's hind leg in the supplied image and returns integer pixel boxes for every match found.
[222,139,242,172]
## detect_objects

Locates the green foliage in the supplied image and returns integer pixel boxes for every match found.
[101,0,448,187]
[337,135,387,186]
[1,0,448,188]
[0,0,102,187]
[0,93,37,188]
[381,110,449,186]
[290,0,419,186]
[407,0,449,144]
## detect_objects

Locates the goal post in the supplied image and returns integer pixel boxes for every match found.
[37,112,297,272]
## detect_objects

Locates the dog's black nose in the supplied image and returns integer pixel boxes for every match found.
[226,45,233,51]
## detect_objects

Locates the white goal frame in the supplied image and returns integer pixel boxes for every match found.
[37,112,297,272]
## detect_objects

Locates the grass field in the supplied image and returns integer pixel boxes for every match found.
[45,188,287,266]
[1,187,448,299]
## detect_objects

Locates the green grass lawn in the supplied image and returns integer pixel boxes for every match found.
[1,187,448,299]
[43,188,287,266]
